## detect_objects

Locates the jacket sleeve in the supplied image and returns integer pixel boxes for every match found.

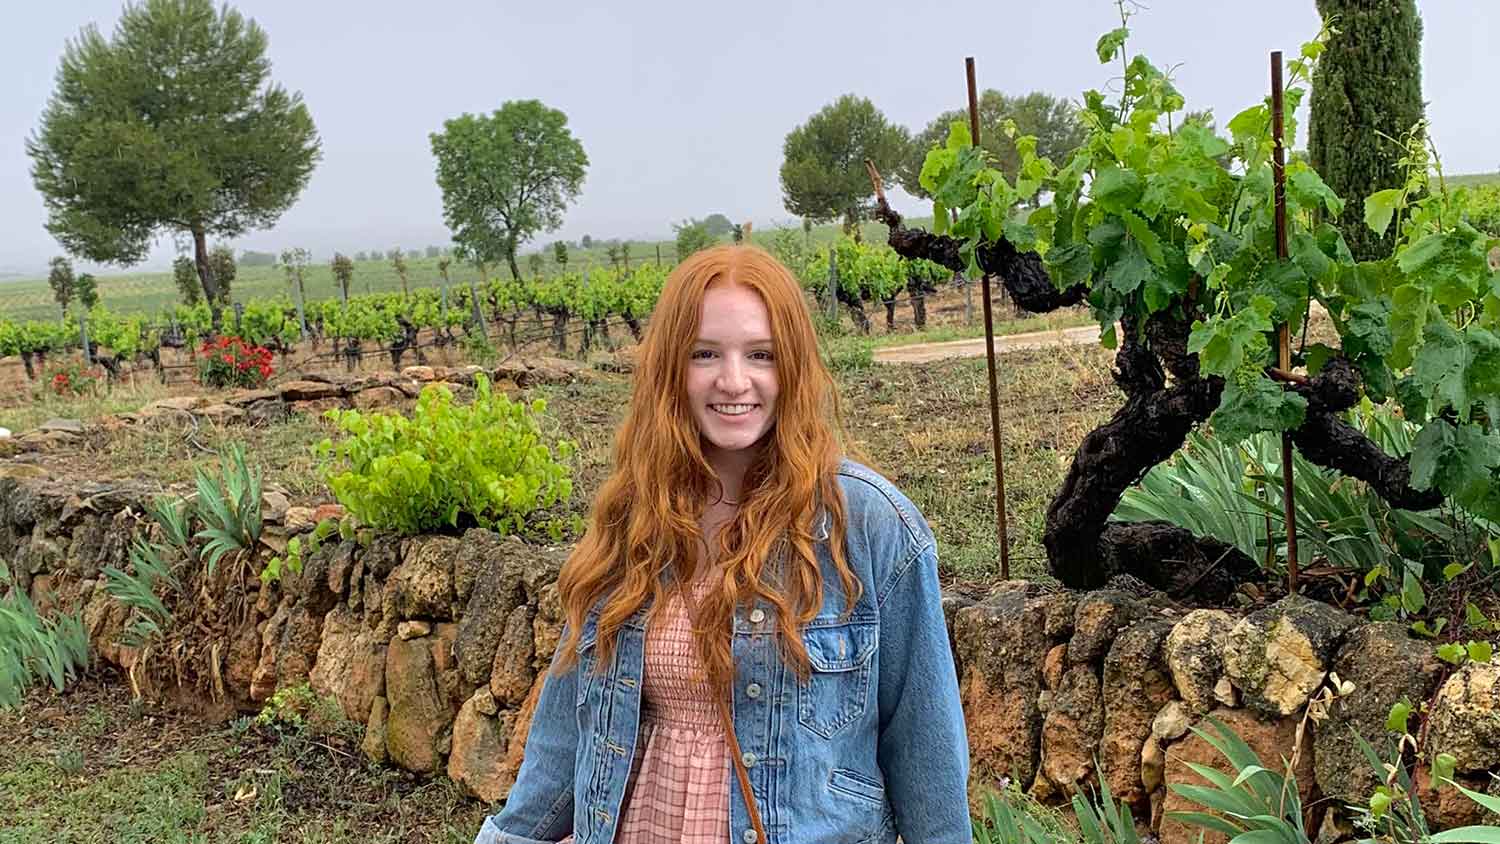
[875,542,972,844]
[473,652,580,844]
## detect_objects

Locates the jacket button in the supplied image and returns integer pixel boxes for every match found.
[748,608,765,624]
[742,830,759,844]
[741,752,758,768]
[745,683,762,699]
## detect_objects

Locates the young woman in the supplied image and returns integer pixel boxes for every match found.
[474,245,969,844]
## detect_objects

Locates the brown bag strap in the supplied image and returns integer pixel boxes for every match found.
[676,582,768,844]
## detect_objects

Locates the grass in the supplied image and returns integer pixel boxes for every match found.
[0,218,908,322]
[0,675,487,843]
[0,377,189,434]
[1447,171,1500,187]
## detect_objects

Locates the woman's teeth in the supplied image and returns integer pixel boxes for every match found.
[711,404,755,416]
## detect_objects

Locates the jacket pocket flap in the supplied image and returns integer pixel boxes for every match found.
[803,622,877,672]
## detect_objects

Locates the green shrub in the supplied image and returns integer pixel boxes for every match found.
[1462,183,1500,236]
[317,374,575,536]
[821,335,875,373]
[1,561,89,710]
[102,537,184,648]
[973,769,1141,843]
[192,442,263,574]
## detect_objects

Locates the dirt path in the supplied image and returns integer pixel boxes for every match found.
[875,324,1103,364]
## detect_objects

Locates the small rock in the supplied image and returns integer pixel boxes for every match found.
[1427,661,1500,772]
[140,396,206,413]
[1141,736,1165,794]
[279,380,346,401]
[284,506,317,533]
[261,490,291,524]
[472,687,499,717]
[1040,666,1103,794]
[1223,594,1356,716]
[1152,701,1191,741]
[199,403,246,425]
[1069,590,1144,665]
[39,417,85,434]
[353,386,406,410]
[313,503,345,524]
[0,426,10,439]
[401,365,437,382]
[1165,609,1236,714]
[362,696,389,763]
[1213,676,1238,708]
[398,620,433,640]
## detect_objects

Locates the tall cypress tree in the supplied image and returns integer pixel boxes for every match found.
[1308,0,1425,261]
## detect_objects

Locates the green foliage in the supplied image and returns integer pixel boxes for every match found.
[1308,0,1426,261]
[25,0,320,306]
[329,252,354,303]
[900,90,1086,203]
[674,220,718,260]
[1,561,90,710]
[260,519,337,586]
[48,256,75,316]
[821,335,874,373]
[918,16,1500,537]
[430,100,588,281]
[172,256,201,307]
[74,273,99,311]
[239,250,277,267]
[191,442,264,574]
[102,537,184,648]
[208,245,237,306]
[1168,717,1312,842]
[1463,183,1500,236]
[972,768,1142,843]
[318,375,576,536]
[780,94,910,231]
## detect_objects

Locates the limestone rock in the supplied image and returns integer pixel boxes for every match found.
[516,356,586,387]
[1223,594,1356,716]
[224,388,280,407]
[362,696,390,764]
[489,605,538,706]
[1165,609,1235,714]
[199,403,246,425]
[1160,708,1316,844]
[278,380,345,402]
[384,636,454,775]
[1141,736,1165,795]
[455,543,528,685]
[398,620,433,640]
[353,386,406,410]
[401,365,436,382]
[447,696,516,801]
[1100,618,1175,806]
[1314,622,1443,802]
[1069,590,1144,665]
[1427,661,1500,772]
[1036,590,1079,642]
[309,606,388,721]
[953,588,1048,792]
[1152,701,1191,742]
[1042,644,1067,691]
[1414,766,1498,830]
[290,397,345,415]
[389,536,460,620]
[451,528,512,604]
[1041,666,1104,795]
[1214,676,1238,708]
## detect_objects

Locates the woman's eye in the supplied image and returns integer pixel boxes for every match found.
[691,349,714,360]
[750,350,775,361]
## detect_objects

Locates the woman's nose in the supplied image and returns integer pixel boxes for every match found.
[715,358,750,393]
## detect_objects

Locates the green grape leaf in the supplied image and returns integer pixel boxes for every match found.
[1094,167,1146,214]
[1437,642,1467,665]
[1412,322,1500,423]
[1401,568,1426,613]
[1386,699,1413,733]
[1389,284,1433,370]
[1469,641,1494,663]
[1399,229,1488,309]
[1364,188,1405,237]
[1409,420,1500,503]
[1210,376,1308,443]
[1254,260,1310,332]
[1433,752,1458,784]
[1104,236,1154,296]
[1288,169,1345,217]
[1096,27,1129,63]
[1344,300,1394,361]
[1045,243,1093,289]
[1118,210,1164,266]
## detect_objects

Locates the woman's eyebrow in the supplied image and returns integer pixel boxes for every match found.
[693,337,774,346]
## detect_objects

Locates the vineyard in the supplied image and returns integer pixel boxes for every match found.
[0,237,971,395]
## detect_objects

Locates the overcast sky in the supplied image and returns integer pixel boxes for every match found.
[2,0,1495,279]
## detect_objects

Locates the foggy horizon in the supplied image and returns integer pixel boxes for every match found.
[3,0,1495,281]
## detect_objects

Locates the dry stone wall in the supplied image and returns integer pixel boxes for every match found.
[3,474,1497,839]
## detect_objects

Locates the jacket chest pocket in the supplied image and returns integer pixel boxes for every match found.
[797,621,877,739]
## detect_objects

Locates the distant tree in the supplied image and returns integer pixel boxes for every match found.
[370,248,383,262]
[173,256,202,306]
[552,241,568,266]
[353,250,368,262]
[385,248,402,262]
[580,234,593,249]
[898,90,1084,202]
[331,252,354,303]
[701,214,734,237]
[1309,0,1425,260]
[47,256,75,319]
[674,220,716,259]
[430,100,588,281]
[74,273,99,311]
[239,250,277,267]
[528,253,545,276]
[407,248,421,261]
[26,0,320,331]
[425,245,441,259]
[208,245,236,305]
[604,242,623,268]
[391,249,410,298]
[280,247,311,338]
[780,94,908,236]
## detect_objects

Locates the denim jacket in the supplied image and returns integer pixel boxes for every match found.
[474,459,970,844]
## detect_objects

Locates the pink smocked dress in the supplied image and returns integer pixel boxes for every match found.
[565,581,732,844]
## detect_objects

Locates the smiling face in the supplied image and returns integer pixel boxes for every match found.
[686,281,780,470]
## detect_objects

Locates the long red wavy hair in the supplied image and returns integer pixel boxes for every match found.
[554,244,858,690]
